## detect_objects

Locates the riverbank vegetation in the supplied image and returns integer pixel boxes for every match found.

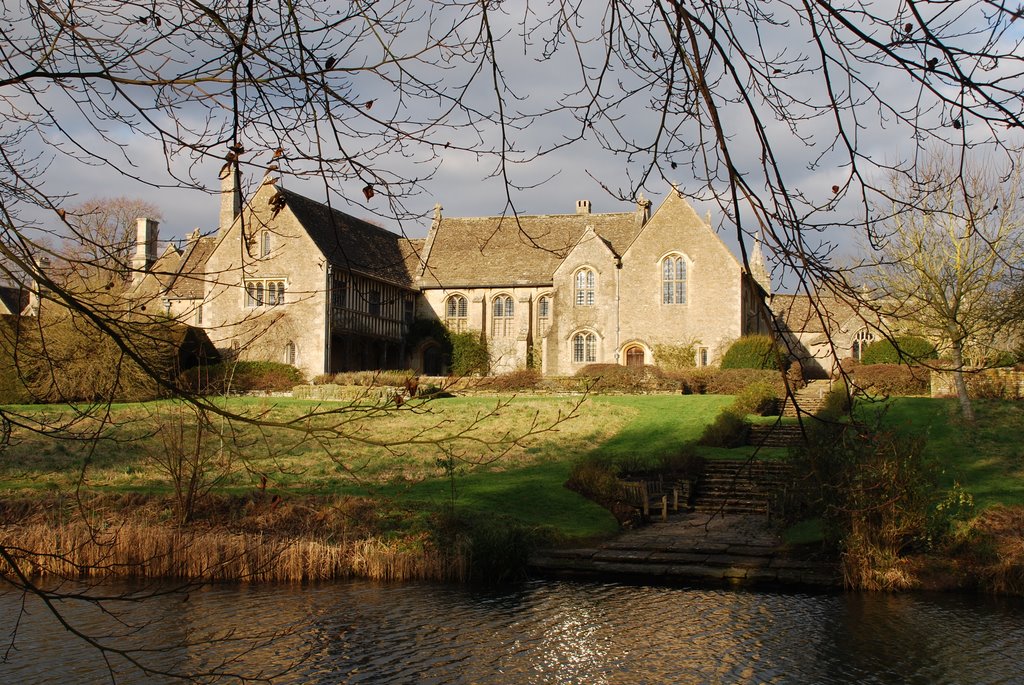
[2,391,1023,591]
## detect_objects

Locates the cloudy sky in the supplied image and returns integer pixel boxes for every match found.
[8,0,1022,287]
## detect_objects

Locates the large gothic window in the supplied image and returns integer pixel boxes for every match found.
[445,294,468,332]
[852,328,874,361]
[662,255,687,305]
[572,332,597,363]
[492,294,515,337]
[575,268,595,306]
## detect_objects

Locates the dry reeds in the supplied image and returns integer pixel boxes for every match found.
[0,521,467,584]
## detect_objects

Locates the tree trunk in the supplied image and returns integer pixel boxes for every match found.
[950,341,975,422]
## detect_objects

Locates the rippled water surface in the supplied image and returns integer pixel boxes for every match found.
[2,580,1023,683]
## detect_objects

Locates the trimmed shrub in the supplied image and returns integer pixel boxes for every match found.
[846,363,929,396]
[179,360,304,394]
[668,368,786,396]
[697,409,750,448]
[330,370,416,387]
[574,364,676,393]
[720,335,785,370]
[860,335,937,365]
[732,380,780,416]
[479,368,542,391]
[449,331,489,375]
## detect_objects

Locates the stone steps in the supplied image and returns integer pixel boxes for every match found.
[528,512,839,588]
[747,423,805,448]
[691,460,793,517]
[781,379,833,417]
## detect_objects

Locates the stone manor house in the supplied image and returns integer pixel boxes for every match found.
[126,169,846,380]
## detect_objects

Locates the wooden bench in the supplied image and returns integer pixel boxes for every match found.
[620,477,693,521]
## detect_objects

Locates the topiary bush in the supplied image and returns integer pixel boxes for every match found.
[720,335,785,370]
[860,335,937,365]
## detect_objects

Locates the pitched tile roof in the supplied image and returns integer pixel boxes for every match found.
[771,292,876,340]
[166,236,216,299]
[419,211,642,288]
[282,188,417,288]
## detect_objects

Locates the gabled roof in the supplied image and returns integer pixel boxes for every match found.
[419,211,643,288]
[281,188,417,288]
[771,293,874,339]
[166,235,216,299]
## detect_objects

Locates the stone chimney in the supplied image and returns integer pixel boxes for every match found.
[636,192,652,226]
[132,218,159,280]
[575,199,591,215]
[219,161,241,233]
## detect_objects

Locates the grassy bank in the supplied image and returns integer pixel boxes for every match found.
[3,391,1023,589]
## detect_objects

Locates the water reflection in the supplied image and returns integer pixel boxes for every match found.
[1,580,1022,683]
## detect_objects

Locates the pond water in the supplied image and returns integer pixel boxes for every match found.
[1,579,1022,684]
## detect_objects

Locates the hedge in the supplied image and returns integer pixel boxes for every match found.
[720,335,785,370]
[860,335,937,365]
[178,361,304,394]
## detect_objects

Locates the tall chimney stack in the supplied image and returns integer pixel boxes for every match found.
[219,161,241,233]
[576,200,591,215]
[132,218,159,280]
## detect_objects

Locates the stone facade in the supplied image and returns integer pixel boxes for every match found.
[130,176,774,379]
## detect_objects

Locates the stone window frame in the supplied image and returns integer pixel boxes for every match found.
[260,230,271,258]
[852,327,874,361]
[660,252,689,305]
[696,346,709,367]
[571,329,598,364]
[491,293,515,338]
[244,278,286,308]
[574,267,596,307]
[536,292,552,334]
[284,340,297,366]
[445,293,468,332]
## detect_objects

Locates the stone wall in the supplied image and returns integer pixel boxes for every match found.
[931,367,1024,399]
[202,181,328,381]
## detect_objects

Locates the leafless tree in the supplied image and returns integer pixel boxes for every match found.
[857,152,1024,420]
[2,0,1024,680]
[63,197,163,278]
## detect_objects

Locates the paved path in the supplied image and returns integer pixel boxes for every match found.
[529,511,840,589]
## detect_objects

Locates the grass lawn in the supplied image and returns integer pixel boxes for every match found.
[3,392,1021,541]
[0,394,731,540]
[878,397,1024,510]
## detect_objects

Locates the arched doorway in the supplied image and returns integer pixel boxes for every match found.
[422,343,443,376]
[625,345,645,368]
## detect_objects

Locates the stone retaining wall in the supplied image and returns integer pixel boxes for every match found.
[931,368,1024,400]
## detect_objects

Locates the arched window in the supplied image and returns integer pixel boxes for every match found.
[537,294,552,334]
[852,328,874,361]
[284,341,297,366]
[572,332,597,364]
[260,230,271,258]
[246,282,257,308]
[255,282,264,306]
[445,294,468,332]
[662,255,687,304]
[575,268,595,306]
[492,294,515,337]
